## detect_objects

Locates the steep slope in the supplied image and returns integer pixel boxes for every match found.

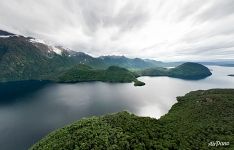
[0,30,111,82]
[30,89,234,150]
[70,52,107,69]
[0,36,73,81]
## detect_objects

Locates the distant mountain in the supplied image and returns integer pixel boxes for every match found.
[98,55,164,69]
[219,64,234,67]
[0,30,166,82]
[199,61,234,67]
[98,56,182,69]
[139,62,212,79]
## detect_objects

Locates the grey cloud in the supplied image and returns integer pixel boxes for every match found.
[175,0,205,21]
[177,38,234,55]
[197,0,234,21]
[175,0,234,22]
[76,0,150,37]
[0,0,234,61]
[181,19,234,44]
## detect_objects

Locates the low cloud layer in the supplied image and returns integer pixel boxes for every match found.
[0,0,234,61]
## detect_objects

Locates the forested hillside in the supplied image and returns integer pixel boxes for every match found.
[139,62,212,79]
[30,89,234,150]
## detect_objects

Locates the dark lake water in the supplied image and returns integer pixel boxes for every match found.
[0,66,234,150]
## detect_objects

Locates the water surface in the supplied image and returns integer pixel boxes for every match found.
[0,66,234,150]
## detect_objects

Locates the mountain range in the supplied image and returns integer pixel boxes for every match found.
[0,30,175,82]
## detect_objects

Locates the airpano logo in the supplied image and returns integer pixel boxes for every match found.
[208,141,230,147]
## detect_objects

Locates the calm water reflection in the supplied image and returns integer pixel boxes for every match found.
[0,66,234,150]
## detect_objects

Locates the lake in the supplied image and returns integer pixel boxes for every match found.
[0,66,234,150]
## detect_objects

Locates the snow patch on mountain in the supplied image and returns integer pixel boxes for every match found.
[0,35,19,38]
[49,46,62,55]
[29,38,46,44]
[0,35,12,38]
[29,38,63,55]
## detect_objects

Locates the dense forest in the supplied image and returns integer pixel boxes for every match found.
[57,65,145,86]
[30,89,234,150]
[55,62,212,85]
[138,62,212,80]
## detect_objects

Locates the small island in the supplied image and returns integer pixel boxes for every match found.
[133,80,145,86]
[30,89,234,150]
[228,74,234,77]
[138,62,212,80]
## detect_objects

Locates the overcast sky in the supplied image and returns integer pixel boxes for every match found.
[0,0,234,61]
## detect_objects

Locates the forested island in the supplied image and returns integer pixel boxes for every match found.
[57,65,144,86]
[138,62,212,80]
[30,89,233,150]
[228,74,234,77]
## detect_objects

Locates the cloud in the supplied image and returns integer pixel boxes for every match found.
[196,0,234,21]
[0,0,234,61]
